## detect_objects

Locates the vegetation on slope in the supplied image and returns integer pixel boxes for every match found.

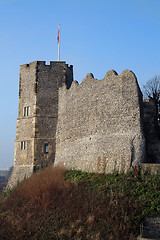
[0,166,160,240]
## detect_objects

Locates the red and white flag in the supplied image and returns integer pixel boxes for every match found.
[57,24,60,44]
[57,24,60,61]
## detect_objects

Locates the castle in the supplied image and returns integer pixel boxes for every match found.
[7,61,160,188]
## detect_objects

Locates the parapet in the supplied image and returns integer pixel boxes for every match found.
[20,61,38,69]
[68,69,141,95]
[20,61,73,67]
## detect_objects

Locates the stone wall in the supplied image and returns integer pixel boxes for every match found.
[10,60,160,189]
[140,163,160,174]
[54,70,145,173]
[33,61,73,170]
[7,61,73,188]
[143,99,160,163]
[7,62,38,188]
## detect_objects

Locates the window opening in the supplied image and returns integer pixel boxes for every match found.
[24,106,30,116]
[24,107,27,116]
[44,143,49,154]
[27,106,30,116]
[21,141,27,150]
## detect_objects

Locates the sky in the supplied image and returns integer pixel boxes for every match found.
[0,0,160,169]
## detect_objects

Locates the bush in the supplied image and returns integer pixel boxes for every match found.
[0,166,160,239]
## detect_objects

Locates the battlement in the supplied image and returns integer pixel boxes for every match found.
[20,61,38,69]
[70,69,139,86]
[20,61,73,68]
[65,70,142,110]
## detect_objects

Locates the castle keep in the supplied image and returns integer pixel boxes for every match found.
[8,61,160,188]
[8,61,73,187]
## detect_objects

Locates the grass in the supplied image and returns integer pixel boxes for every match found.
[0,165,160,239]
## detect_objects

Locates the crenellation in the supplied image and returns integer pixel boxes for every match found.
[36,61,46,66]
[50,61,66,65]
[105,70,118,78]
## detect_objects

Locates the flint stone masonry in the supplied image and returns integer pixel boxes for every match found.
[8,60,160,188]
[7,61,73,188]
[54,70,145,173]
[138,217,160,239]
[143,99,160,163]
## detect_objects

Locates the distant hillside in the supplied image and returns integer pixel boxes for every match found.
[0,168,12,192]
[0,166,160,240]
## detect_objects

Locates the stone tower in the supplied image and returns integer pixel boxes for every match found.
[8,61,73,188]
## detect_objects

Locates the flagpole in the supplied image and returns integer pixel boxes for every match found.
[57,24,60,61]
[58,42,60,61]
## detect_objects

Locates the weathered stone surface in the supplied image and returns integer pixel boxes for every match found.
[54,70,145,173]
[7,61,73,188]
[140,163,160,174]
[7,165,33,188]
[8,60,160,189]
[138,217,160,239]
[143,99,160,163]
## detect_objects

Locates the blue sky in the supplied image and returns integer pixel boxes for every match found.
[0,0,160,168]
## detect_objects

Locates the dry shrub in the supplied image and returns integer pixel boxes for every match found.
[0,214,14,239]
[76,226,83,236]
[8,166,71,208]
[87,214,95,225]
[1,169,142,240]
[0,185,3,198]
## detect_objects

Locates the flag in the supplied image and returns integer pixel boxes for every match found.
[57,25,60,44]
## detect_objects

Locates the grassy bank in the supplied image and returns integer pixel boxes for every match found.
[0,166,160,240]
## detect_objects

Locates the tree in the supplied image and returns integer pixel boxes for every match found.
[143,76,160,163]
[143,75,160,104]
[143,75,160,122]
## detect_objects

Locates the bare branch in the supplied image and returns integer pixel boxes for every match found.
[143,75,160,103]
